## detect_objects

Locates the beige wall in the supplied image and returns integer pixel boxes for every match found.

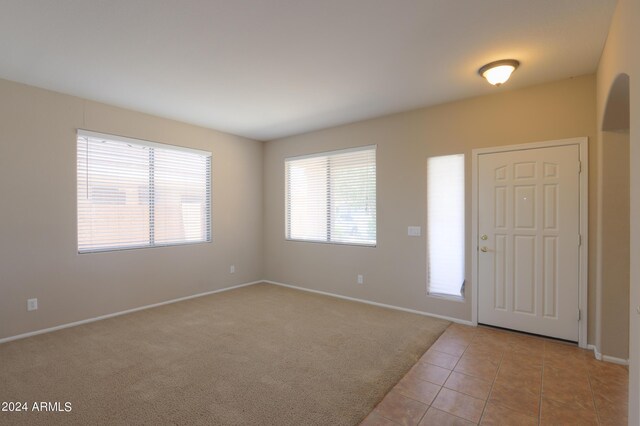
[264,75,597,330]
[596,0,640,422]
[0,78,264,340]
[600,131,630,360]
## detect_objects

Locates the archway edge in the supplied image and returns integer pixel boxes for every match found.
[602,73,630,132]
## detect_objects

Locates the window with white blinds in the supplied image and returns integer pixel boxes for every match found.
[427,154,465,298]
[285,145,376,246]
[77,130,211,253]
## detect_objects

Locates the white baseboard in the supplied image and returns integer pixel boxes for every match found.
[588,344,603,360]
[602,355,630,366]
[587,344,629,366]
[0,280,263,345]
[264,280,474,326]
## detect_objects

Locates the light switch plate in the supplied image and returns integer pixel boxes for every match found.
[408,226,421,237]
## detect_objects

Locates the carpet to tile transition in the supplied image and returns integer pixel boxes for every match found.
[0,283,449,425]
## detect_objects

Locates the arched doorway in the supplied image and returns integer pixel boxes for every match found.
[603,74,630,132]
[598,73,631,362]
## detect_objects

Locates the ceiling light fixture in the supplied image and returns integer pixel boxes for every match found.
[478,59,520,86]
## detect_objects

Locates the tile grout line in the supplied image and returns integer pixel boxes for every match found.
[373,410,403,425]
[439,331,479,424]
[415,407,428,425]
[540,346,603,425]
[447,330,483,424]
[365,326,623,426]
[538,344,545,426]
[477,337,504,425]
[370,385,427,425]
[420,334,459,420]
[421,327,478,424]
[373,326,462,425]
[417,359,449,424]
[586,368,602,425]
[370,328,461,425]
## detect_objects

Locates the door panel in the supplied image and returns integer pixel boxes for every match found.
[478,145,580,341]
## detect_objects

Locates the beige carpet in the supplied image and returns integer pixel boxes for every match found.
[0,283,449,425]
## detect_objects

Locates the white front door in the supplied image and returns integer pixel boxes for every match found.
[477,144,581,341]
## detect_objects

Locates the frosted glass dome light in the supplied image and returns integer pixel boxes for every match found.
[479,59,520,86]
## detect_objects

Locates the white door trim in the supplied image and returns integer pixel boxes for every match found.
[471,137,589,348]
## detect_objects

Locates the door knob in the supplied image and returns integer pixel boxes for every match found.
[480,246,488,252]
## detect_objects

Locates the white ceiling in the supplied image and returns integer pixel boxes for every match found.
[0,0,617,141]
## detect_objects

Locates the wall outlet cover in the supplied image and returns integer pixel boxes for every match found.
[27,298,38,311]
[408,226,421,237]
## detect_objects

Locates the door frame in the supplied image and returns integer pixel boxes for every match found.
[471,137,589,348]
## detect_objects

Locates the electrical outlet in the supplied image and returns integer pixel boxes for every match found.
[357,274,363,284]
[408,226,421,237]
[230,265,235,274]
[27,298,38,311]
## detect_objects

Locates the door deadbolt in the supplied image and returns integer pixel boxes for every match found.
[480,234,488,240]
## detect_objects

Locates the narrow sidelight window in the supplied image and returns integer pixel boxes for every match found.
[427,154,465,298]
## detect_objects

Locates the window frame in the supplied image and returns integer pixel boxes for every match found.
[76,129,212,254]
[284,145,377,247]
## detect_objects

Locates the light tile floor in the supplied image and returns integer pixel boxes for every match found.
[361,324,628,425]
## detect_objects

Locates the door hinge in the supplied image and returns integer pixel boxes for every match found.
[578,234,582,246]
[578,161,582,173]
[578,309,582,321]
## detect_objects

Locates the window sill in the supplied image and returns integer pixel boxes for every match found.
[285,238,376,248]
[426,292,466,303]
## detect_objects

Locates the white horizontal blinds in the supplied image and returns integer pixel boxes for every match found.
[427,154,465,297]
[77,136,151,252]
[329,148,376,245]
[77,131,211,253]
[153,148,211,245]
[285,145,376,246]
[286,156,328,242]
